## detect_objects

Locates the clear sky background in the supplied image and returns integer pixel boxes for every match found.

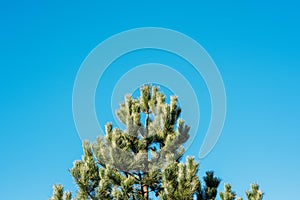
[0,0,299,199]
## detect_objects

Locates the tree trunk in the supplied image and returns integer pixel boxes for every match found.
[143,110,149,200]
[143,185,148,199]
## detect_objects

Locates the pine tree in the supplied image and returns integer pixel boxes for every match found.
[220,184,236,200]
[199,171,221,200]
[50,85,263,200]
[219,183,263,200]
[50,185,72,200]
[245,184,263,200]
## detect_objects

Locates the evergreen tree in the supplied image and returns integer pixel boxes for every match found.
[219,183,263,200]
[202,171,221,200]
[50,85,263,200]
[220,184,236,200]
[245,184,263,200]
[50,185,72,200]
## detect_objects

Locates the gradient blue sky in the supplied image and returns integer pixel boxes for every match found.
[0,1,299,199]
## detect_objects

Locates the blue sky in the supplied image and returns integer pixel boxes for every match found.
[0,0,299,199]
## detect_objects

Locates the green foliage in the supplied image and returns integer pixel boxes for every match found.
[159,157,200,199]
[220,184,236,200]
[50,185,72,200]
[219,183,264,200]
[202,171,221,200]
[246,184,263,200]
[50,85,263,200]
